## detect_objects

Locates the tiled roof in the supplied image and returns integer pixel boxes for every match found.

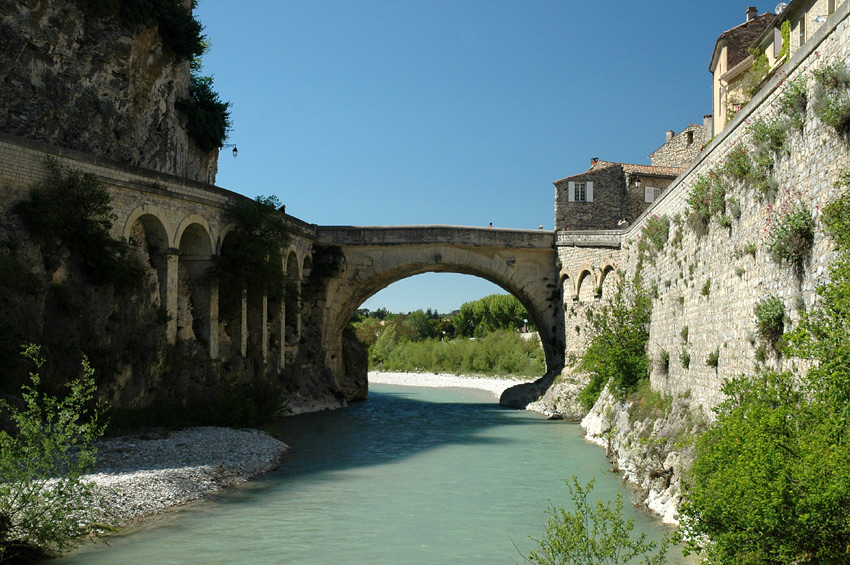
[554,160,683,184]
[711,12,776,71]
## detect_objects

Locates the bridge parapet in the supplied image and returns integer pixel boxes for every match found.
[556,230,622,249]
[317,225,555,248]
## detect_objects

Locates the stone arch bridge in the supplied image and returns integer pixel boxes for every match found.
[315,226,565,404]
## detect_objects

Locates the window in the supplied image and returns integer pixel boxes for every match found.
[829,0,835,14]
[799,16,806,45]
[686,130,694,146]
[576,182,586,202]
[567,181,594,203]
[644,186,662,203]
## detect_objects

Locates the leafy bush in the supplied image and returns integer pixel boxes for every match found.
[705,348,719,368]
[528,476,668,565]
[642,215,670,252]
[686,170,727,236]
[0,345,107,561]
[176,74,232,152]
[212,195,290,299]
[754,295,785,345]
[577,277,651,409]
[776,75,808,132]
[679,348,690,369]
[747,117,788,159]
[766,202,814,269]
[721,145,753,181]
[13,161,144,289]
[812,60,850,136]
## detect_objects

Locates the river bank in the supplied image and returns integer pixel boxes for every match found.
[84,427,288,525]
[368,370,533,398]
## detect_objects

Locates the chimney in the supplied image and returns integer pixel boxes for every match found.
[703,114,714,134]
[665,130,675,143]
[747,6,757,21]
[590,157,599,166]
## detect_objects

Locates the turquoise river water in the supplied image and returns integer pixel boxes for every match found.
[58,383,686,564]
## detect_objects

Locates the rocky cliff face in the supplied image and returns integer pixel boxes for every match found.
[0,0,217,183]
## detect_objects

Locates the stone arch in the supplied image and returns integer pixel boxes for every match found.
[302,254,313,279]
[123,205,175,248]
[177,221,214,353]
[560,271,576,302]
[216,222,238,255]
[175,214,214,254]
[217,230,243,360]
[126,211,169,311]
[321,243,563,388]
[576,268,595,302]
[599,262,617,299]
[284,249,300,348]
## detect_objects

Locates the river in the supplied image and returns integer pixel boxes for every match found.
[60,383,684,564]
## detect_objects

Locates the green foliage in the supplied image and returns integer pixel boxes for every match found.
[577,277,652,409]
[369,329,544,376]
[659,349,670,373]
[754,295,785,345]
[641,215,670,253]
[628,379,672,422]
[686,170,727,236]
[176,74,232,152]
[528,476,668,565]
[705,348,719,368]
[77,0,205,61]
[681,181,850,563]
[679,348,690,369]
[680,325,689,344]
[13,161,144,289]
[777,20,791,63]
[212,195,290,299]
[721,144,753,181]
[766,201,814,269]
[747,116,788,159]
[743,46,770,98]
[776,74,808,132]
[453,294,531,338]
[0,345,107,561]
[701,278,711,297]
[680,372,850,563]
[812,60,850,136]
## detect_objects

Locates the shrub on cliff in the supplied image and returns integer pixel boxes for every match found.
[679,180,850,563]
[0,345,108,562]
[13,161,144,290]
[577,276,651,410]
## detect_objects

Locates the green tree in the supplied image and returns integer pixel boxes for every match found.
[454,294,530,337]
[404,309,437,341]
[0,345,108,562]
[577,276,652,409]
[528,476,668,565]
[213,195,290,299]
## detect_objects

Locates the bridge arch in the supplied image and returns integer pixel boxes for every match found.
[317,227,565,406]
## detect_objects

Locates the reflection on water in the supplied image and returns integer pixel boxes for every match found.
[59,384,686,564]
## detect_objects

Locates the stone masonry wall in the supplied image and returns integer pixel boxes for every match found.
[649,124,708,168]
[558,2,850,410]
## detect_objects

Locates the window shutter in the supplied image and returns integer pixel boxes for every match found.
[568,181,575,202]
[586,181,593,202]
[774,27,783,58]
[645,186,654,203]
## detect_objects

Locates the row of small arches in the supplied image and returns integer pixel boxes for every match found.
[560,262,617,302]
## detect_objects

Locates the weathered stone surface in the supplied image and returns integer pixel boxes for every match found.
[0,0,217,183]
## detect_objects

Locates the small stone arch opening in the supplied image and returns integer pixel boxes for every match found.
[599,265,617,298]
[284,250,300,348]
[577,270,595,302]
[128,214,168,311]
[177,223,212,345]
[217,231,243,360]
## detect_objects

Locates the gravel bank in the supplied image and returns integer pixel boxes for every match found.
[368,371,533,399]
[85,427,288,524]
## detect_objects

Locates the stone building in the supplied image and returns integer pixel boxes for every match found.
[648,116,713,168]
[553,159,683,231]
[709,6,777,136]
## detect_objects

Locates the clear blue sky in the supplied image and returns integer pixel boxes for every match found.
[194,0,761,313]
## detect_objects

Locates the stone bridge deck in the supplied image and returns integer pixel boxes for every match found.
[317,225,556,248]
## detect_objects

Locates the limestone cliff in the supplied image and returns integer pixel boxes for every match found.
[0,0,218,183]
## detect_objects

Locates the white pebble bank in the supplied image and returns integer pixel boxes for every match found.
[368,370,533,399]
